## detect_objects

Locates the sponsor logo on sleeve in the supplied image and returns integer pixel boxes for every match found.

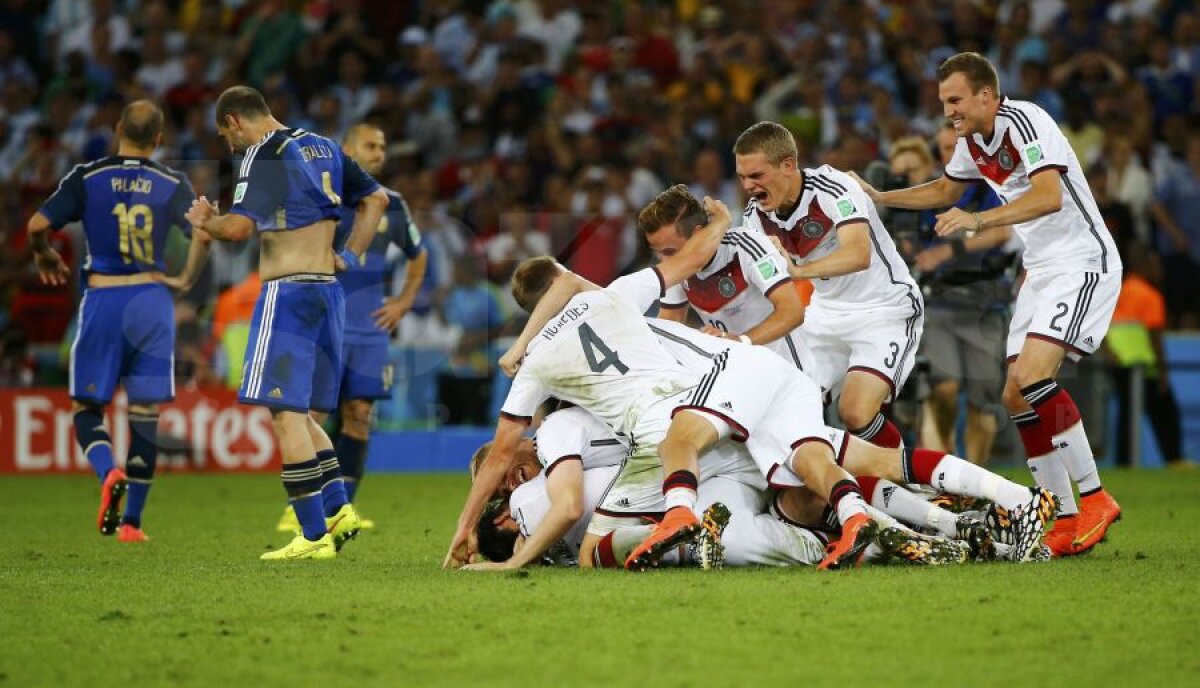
[835,197,856,219]
[1024,143,1043,166]
[233,182,247,204]
[756,259,778,280]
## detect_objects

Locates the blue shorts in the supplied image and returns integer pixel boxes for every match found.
[340,336,394,401]
[70,283,175,406]
[239,276,345,413]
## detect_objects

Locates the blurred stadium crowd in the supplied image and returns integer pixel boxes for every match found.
[0,0,1197,435]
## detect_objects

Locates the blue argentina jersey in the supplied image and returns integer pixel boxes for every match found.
[38,156,193,275]
[230,127,380,231]
[335,188,424,340]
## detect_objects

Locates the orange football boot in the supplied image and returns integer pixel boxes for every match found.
[97,468,128,535]
[1073,489,1121,553]
[1043,514,1078,557]
[625,506,701,571]
[117,524,149,543]
[817,513,879,571]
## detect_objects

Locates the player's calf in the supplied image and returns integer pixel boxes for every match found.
[121,408,159,531]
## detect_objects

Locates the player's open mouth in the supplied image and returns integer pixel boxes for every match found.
[754,191,769,202]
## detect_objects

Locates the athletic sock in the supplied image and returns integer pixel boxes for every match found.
[849,412,903,449]
[662,470,698,513]
[1023,379,1100,502]
[73,408,114,480]
[335,434,368,503]
[316,449,349,517]
[860,476,958,539]
[596,526,655,567]
[1013,409,1077,514]
[281,458,326,541]
[829,479,869,525]
[901,448,1030,512]
[122,412,159,528]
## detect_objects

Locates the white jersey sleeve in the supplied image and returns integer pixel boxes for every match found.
[1014,105,1070,176]
[945,138,984,181]
[510,464,621,560]
[732,230,791,296]
[606,267,666,314]
[499,368,548,422]
[813,170,873,229]
[537,407,627,471]
[661,282,688,307]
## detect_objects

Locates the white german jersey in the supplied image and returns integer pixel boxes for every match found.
[510,465,620,560]
[535,407,627,473]
[741,164,920,316]
[944,98,1119,275]
[661,229,812,371]
[500,269,697,434]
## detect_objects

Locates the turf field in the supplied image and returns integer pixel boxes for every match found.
[2,469,1197,687]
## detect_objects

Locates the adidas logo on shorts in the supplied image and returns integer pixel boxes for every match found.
[269,387,283,399]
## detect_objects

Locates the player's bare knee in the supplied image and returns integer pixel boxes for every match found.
[930,380,959,410]
[837,396,878,432]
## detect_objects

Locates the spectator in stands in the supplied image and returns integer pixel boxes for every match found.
[1151,133,1200,329]
[1105,241,1190,468]
[437,250,506,425]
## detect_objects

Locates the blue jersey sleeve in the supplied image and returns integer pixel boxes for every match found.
[38,164,87,228]
[340,150,381,208]
[169,174,196,238]
[230,146,287,226]
[387,192,424,259]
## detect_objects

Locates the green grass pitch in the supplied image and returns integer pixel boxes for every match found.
[2,469,1198,687]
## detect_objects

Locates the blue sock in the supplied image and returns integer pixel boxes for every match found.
[281,458,326,541]
[122,412,159,528]
[317,449,349,517]
[73,407,114,480]
[335,434,368,502]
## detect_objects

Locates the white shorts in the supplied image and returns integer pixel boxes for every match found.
[671,346,829,489]
[797,303,924,402]
[1007,269,1120,361]
[588,394,767,536]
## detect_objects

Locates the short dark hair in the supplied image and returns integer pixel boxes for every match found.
[937,52,1000,96]
[511,256,561,313]
[214,86,271,127]
[118,100,163,148]
[476,498,518,563]
[636,184,706,239]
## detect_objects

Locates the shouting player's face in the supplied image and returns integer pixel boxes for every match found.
[735,151,795,213]
[938,72,995,137]
[346,128,387,176]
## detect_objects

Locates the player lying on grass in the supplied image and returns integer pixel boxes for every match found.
[499,257,1056,563]
[459,407,970,571]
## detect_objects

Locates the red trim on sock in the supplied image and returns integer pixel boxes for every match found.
[1016,416,1055,458]
[856,475,880,504]
[870,418,903,448]
[1033,388,1083,435]
[911,448,947,485]
[596,532,619,568]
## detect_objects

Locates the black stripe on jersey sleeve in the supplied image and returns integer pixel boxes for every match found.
[723,232,766,260]
[647,323,716,359]
[999,106,1037,143]
[807,176,847,198]
[809,174,848,196]
[1028,164,1068,178]
[544,455,582,476]
[811,172,849,194]
[997,112,1029,144]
